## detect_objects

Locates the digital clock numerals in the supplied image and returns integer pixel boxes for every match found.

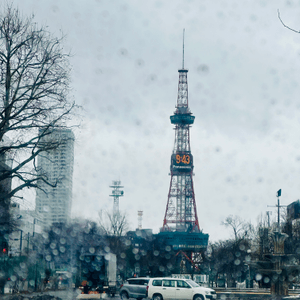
[172,153,193,167]
[176,154,190,165]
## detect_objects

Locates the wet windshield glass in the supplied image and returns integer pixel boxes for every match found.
[1,1,300,299]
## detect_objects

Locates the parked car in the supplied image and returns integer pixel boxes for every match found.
[147,277,217,300]
[119,277,150,300]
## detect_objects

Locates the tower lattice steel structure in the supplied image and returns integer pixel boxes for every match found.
[162,56,200,233]
[109,180,124,215]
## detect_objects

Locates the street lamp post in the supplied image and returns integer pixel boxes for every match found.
[245,249,252,288]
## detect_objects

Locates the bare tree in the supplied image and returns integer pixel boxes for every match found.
[0,5,76,257]
[0,5,76,197]
[221,215,254,241]
[98,209,129,237]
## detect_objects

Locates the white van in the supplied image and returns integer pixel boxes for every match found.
[147,278,216,300]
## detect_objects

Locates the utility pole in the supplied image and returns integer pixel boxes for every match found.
[27,233,30,254]
[268,189,286,232]
[266,211,272,228]
[19,230,22,256]
[277,189,281,231]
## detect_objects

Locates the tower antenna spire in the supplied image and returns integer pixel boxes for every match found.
[182,29,185,69]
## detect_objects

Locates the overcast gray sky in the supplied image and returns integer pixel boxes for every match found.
[9,0,300,241]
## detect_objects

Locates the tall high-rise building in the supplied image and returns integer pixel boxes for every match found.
[35,129,74,226]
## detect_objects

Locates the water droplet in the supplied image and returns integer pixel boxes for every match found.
[119,48,128,56]
[167,263,173,269]
[256,273,262,281]
[45,255,52,261]
[197,64,209,74]
[53,228,61,235]
[43,206,50,212]
[135,254,140,260]
[165,246,171,252]
[136,59,144,67]
[149,74,156,81]
[239,244,245,251]
[263,277,270,283]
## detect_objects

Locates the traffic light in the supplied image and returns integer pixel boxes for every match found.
[1,241,8,255]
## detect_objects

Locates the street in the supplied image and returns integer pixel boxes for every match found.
[2,288,82,300]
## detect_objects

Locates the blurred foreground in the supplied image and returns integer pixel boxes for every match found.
[2,289,300,300]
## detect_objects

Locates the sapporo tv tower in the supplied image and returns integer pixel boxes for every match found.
[157,31,209,265]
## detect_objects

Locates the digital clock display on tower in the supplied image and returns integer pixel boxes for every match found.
[171,152,193,169]
[176,154,191,164]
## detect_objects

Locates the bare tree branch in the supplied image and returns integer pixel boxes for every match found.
[221,215,253,241]
[278,9,300,33]
[98,210,129,237]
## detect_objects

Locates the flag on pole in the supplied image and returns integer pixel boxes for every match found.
[277,189,281,197]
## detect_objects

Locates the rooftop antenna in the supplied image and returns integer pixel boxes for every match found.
[138,210,143,230]
[109,180,124,215]
[182,29,185,69]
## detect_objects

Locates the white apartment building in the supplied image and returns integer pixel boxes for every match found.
[9,204,43,256]
[35,129,74,226]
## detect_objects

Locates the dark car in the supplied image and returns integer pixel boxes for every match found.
[119,278,150,300]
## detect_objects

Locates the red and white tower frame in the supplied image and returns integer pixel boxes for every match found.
[162,57,200,233]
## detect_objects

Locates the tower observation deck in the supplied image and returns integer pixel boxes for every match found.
[157,41,208,253]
